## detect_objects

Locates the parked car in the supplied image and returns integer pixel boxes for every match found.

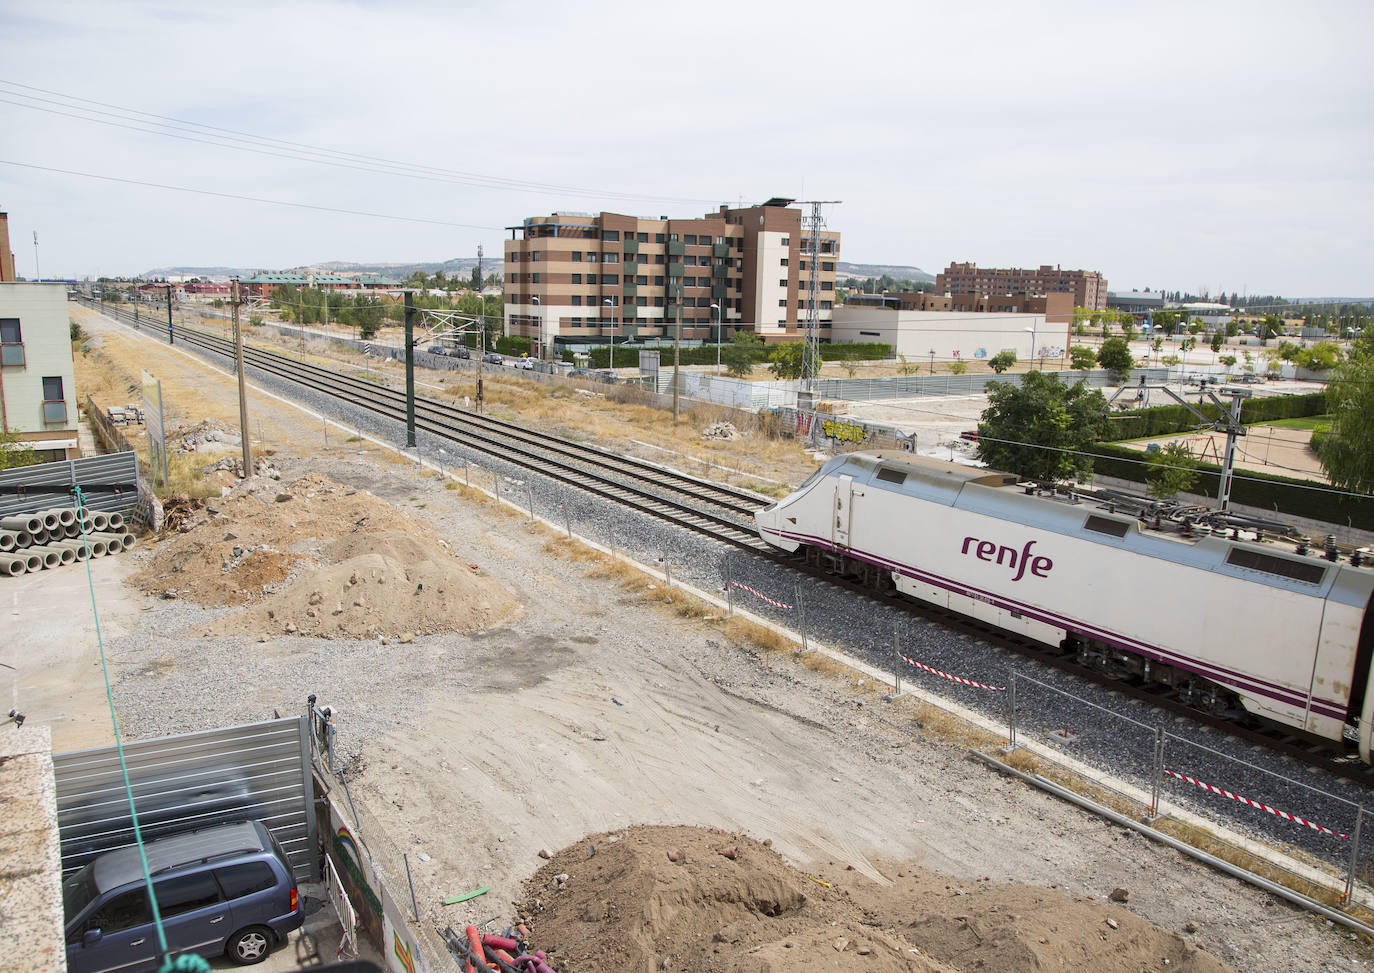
[63,820,303,971]
[426,345,448,356]
[482,352,504,365]
[452,346,471,360]
[515,357,536,370]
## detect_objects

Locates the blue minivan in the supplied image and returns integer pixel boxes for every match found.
[63,820,304,970]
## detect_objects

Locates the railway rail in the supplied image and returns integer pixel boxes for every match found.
[79,296,1374,789]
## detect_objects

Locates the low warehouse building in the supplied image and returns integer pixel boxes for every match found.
[829,305,1069,368]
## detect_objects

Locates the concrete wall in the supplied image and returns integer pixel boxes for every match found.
[0,725,65,972]
[0,283,77,458]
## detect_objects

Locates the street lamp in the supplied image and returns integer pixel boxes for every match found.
[710,303,722,376]
[531,294,542,361]
[929,348,936,374]
[603,297,615,371]
[1024,323,1038,370]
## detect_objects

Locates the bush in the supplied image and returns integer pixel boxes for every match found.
[1097,337,1134,378]
[989,350,1016,373]
[69,320,85,342]
[1068,345,1097,370]
[1104,391,1326,442]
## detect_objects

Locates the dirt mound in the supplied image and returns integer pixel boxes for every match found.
[132,472,519,638]
[519,826,1233,973]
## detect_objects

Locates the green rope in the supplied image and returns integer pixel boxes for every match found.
[76,487,169,959]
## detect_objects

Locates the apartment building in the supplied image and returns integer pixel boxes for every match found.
[1,282,80,461]
[935,262,1107,311]
[0,212,16,282]
[503,197,840,355]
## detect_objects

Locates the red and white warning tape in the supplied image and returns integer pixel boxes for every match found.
[1164,769,1348,840]
[729,582,791,610]
[898,651,1005,691]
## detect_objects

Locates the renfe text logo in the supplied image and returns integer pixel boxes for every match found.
[961,536,1053,582]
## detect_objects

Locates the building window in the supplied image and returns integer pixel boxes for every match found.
[587,252,599,262]
[636,275,647,285]
[821,281,833,290]
[778,299,787,307]
[602,230,620,242]
[637,232,648,243]
[604,253,619,264]
[654,254,665,265]
[779,279,787,287]
[570,252,582,262]
[684,234,697,245]
[654,276,664,285]
[822,261,834,271]
[571,295,582,306]
[780,258,788,267]
[668,234,679,242]
[821,300,833,309]
[42,376,67,423]
[530,273,540,284]
[780,237,790,246]
[655,233,665,243]
[636,296,647,306]
[654,297,665,307]
[602,274,619,285]
[571,274,582,284]
[531,251,541,262]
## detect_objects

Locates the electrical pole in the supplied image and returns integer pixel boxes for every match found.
[476,243,483,291]
[32,232,40,282]
[404,291,416,447]
[231,279,252,473]
[799,200,841,393]
[165,283,174,345]
[476,323,485,413]
[672,299,681,421]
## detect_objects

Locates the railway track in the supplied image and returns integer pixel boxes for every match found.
[81,297,1374,789]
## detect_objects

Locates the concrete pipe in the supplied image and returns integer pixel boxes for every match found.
[91,512,110,532]
[0,531,15,553]
[0,514,42,533]
[47,540,91,560]
[22,551,43,572]
[29,527,49,546]
[30,547,63,569]
[51,537,106,557]
[106,512,125,531]
[13,530,32,549]
[40,511,59,530]
[47,508,77,528]
[87,530,132,547]
[39,545,77,566]
[0,554,28,576]
[64,523,83,539]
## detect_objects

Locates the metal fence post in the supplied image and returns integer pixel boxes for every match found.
[609,527,616,558]
[724,558,733,618]
[493,470,500,498]
[1149,727,1165,820]
[892,620,901,695]
[664,559,672,588]
[527,483,535,521]
[1346,807,1365,904]
[1006,673,1018,749]
[796,581,807,651]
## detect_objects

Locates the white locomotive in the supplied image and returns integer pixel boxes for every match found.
[755,451,1374,761]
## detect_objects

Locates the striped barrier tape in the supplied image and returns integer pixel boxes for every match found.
[1164,769,1348,840]
[898,651,1005,691]
[728,582,791,610]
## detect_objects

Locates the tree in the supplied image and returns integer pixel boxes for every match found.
[1295,342,1340,371]
[1316,353,1374,492]
[768,342,806,380]
[1209,331,1224,353]
[470,266,482,291]
[948,359,968,375]
[896,354,918,377]
[1146,441,1201,499]
[1068,345,1097,370]
[1097,337,1134,379]
[1218,354,1237,370]
[976,371,1111,484]
[719,329,762,377]
[988,350,1017,373]
[1152,311,1179,335]
[0,426,37,471]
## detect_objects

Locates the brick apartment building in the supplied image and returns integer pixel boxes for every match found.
[935,262,1107,311]
[844,289,1073,325]
[504,197,840,355]
[0,212,16,282]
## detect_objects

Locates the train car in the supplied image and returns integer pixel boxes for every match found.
[755,451,1374,761]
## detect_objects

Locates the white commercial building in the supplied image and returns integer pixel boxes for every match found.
[829,307,1069,368]
[0,282,80,461]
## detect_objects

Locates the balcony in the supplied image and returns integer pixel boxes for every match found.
[667,240,685,257]
[712,264,728,279]
[622,283,638,298]
[713,242,729,258]
[667,261,685,277]
[42,400,68,424]
[0,343,23,366]
[623,239,639,254]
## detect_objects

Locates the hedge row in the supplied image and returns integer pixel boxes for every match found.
[563,340,895,370]
[1105,391,1327,442]
[1085,441,1371,530]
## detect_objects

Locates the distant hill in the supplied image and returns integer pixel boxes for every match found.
[835,262,934,283]
[140,257,493,280]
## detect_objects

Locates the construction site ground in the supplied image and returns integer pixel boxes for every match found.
[16,305,1369,971]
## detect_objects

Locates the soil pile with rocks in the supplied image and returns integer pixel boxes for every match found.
[131,472,519,639]
[519,826,1233,973]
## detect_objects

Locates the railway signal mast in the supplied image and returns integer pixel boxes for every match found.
[1107,380,1252,512]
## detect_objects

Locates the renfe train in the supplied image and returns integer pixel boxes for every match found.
[755,451,1374,761]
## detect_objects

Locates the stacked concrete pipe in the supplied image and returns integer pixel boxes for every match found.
[0,506,137,576]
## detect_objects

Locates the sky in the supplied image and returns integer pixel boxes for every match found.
[1,0,1371,298]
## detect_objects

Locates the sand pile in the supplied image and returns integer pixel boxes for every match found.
[131,472,519,639]
[519,826,1232,973]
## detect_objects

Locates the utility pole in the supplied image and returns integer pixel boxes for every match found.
[476,323,485,413]
[165,283,174,345]
[404,291,416,447]
[476,243,483,291]
[32,232,39,282]
[231,280,252,473]
[672,299,681,421]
